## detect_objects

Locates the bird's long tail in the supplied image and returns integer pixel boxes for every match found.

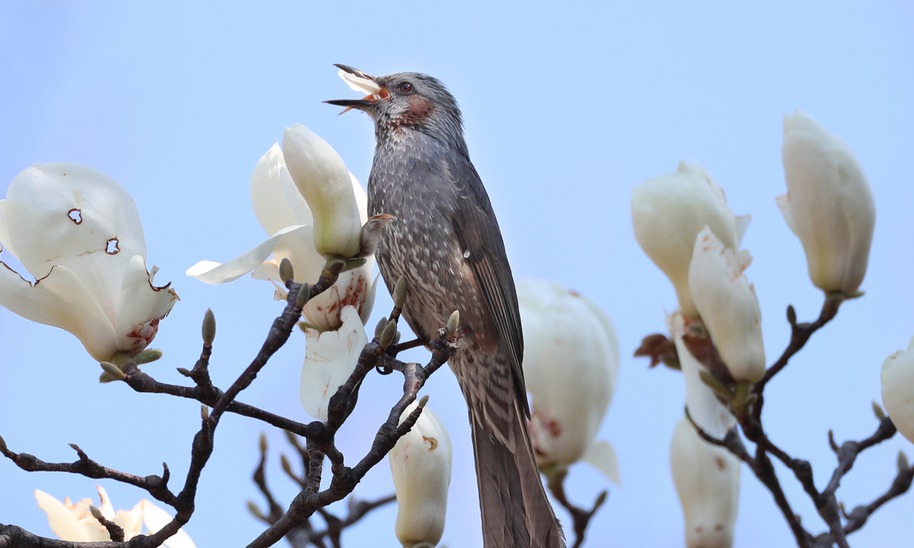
[468,396,566,548]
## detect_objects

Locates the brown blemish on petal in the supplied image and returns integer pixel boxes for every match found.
[715,456,727,471]
[423,435,439,451]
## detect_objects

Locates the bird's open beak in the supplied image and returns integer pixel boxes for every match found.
[325,64,388,113]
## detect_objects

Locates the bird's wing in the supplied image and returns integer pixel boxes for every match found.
[444,152,529,414]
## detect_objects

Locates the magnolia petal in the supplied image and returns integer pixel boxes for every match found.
[775,194,798,235]
[140,500,196,548]
[95,486,116,519]
[302,264,375,331]
[251,143,314,234]
[582,439,620,485]
[358,273,380,325]
[186,225,309,284]
[112,255,179,354]
[268,226,323,285]
[0,198,19,258]
[282,125,363,257]
[0,263,118,361]
[338,67,383,95]
[35,490,93,542]
[300,306,368,420]
[4,164,146,281]
[114,503,145,541]
[689,228,766,382]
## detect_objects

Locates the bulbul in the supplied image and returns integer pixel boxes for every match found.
[328,65,565,548]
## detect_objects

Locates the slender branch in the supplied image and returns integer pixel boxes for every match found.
[246,320,459,547]
[0,442,176,507]
[544,467,607,548]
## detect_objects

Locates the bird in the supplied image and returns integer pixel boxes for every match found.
[327,64,565,548]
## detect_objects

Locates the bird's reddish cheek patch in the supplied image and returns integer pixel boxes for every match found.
[402,96,435,125]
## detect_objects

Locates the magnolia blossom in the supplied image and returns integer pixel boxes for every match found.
[632,162,748,319]
[518,279,620,483]
[881,337,914,444]
[689,228,766,382]
[0,163,177,363]
[389,402,452,548]
[35,486,194,547]
[671,418,740,548]
[779,110,875,295]
[186,129,375,331]
[186,127,376,420]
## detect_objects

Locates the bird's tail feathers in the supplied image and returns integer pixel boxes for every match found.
[469,401,566,548]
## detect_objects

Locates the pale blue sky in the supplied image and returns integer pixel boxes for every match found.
[2,2,913,546]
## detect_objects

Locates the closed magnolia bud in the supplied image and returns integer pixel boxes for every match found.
[632,162,748,318]
[518,279,620,483]
[671,418,740,548]
[689,228,766,382]
[282,124,363,258]
[881,337,914,444]
[389,403,452,548]
[778,111,875,295]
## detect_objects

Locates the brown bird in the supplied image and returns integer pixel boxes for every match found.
[328,65,565,547]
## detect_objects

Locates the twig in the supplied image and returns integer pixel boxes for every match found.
[544,468,607,548]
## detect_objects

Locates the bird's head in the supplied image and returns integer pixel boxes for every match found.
[327,64,464,144]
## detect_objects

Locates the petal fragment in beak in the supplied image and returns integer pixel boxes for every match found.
[334,64,383,95]
[327,64,388,114]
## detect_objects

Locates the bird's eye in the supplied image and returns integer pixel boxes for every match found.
[397,81,415,94]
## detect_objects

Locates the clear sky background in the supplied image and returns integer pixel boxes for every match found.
[2,2,913,547]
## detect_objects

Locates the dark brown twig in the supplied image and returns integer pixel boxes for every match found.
[544,468,607,548]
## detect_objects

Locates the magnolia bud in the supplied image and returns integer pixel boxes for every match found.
[632,162,748,318]
[881,337,914,444]
[518,280,620,483]
[671,418,740,548]
[389,403,452,548]
[778,111,875,295]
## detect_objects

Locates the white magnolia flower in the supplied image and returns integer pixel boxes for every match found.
[186,132,375,331]
[186,127,376,421]
[689,228,766,382]
[0,163,178,363]
[667,311,735,438]
[881,337,914,444]
[779,110,875,295]
[518,279,620,484]
[389,403,452,548]
[670,418,740,548]
[632,162,748,319]
[35,486,194,547]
